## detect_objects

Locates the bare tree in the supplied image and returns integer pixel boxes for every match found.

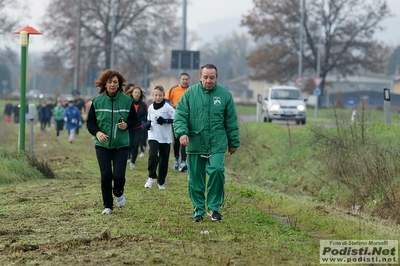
[0,0,26,94]
[0,0,21,43]
[241,0,392,93]
[386,46,400,76]
[40,0,180,84]
[200,31,251,81]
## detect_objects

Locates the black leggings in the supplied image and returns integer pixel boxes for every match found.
[55,120,64,137]
[128,128,142,163]
[173,127,186,161]
[148,140,170,186]
[173,136,187,161]
[95,146,128,209]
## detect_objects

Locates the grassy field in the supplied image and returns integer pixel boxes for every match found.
[236,102,400,125]
[0,100,399,265]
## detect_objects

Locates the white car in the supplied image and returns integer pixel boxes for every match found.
[262,86,307,125]
[27,90,44,100]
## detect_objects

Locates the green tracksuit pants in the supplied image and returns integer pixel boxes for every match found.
[187,153,225,217]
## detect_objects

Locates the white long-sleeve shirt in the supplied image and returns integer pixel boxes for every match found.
[147,102,175,144]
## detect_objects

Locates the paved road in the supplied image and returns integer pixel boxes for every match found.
[239,115,300,126]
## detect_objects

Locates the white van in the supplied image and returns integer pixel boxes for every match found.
[262,86,307,124]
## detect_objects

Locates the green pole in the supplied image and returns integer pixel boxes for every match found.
[19,31,28,152]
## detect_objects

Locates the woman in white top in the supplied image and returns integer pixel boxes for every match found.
[144,86,175,189]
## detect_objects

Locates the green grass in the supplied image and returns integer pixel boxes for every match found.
[0,101,399,265]
[234,102,400,125]
[235,104,257,115]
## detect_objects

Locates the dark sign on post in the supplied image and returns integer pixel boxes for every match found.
[86,66,98,87]
[171,50,200,70]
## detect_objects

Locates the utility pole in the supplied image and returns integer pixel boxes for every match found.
[315,0,324,118]
[181,0,187,73]
[316,0,324,78]
[73,0,82,94]
[110,0,116,69]
[298,0,304,77]
[182,0,187,51]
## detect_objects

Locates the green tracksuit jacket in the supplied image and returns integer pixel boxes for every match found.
[173,82,240,154]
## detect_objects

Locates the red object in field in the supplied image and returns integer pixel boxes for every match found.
[13,25,42,35]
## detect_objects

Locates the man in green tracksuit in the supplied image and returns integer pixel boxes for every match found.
[173,63,240,222]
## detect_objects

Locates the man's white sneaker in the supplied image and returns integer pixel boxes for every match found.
[130,163,136,170]
[139,152,145,158]
[144,178,156,188]
[116,195,126,208]
[102,208,113,215]
[158,184,166,190]
[179,161,188,172]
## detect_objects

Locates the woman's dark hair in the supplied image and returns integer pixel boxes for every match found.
[125,83,135,93]
[94,69,127,94]
[125,85,146,101]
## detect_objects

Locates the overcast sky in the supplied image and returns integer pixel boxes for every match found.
[15,0,400,52]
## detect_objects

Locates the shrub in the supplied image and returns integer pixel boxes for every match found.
[310,106,400,222]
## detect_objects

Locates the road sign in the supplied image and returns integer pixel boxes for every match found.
[294,75,305,87]
[313,77,324,88]
[171,50,200,70]
[313,88,321,96]
[86,66,98,87]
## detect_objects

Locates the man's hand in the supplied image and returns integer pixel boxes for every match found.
[228,147,237,155]
[179,135,189,146]
[145,121,151,130]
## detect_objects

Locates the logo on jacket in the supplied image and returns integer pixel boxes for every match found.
[213,97,221,106]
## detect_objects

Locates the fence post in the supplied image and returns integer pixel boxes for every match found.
[383,88,391,126]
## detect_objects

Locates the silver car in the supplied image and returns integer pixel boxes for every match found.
[262,86,307,125]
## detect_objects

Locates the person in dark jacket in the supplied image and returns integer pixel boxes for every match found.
[86,69,138,215]
[173,64,240,222]
[139,101,149,157]
[74,93,85,135]
[13,103,19,124]
[38,101,51,132]
[4,100,13,123]
[124,84,148,170]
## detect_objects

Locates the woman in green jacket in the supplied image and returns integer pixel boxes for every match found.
[173,64,240,222]
[53,100,65,138]
[87,69,138,215]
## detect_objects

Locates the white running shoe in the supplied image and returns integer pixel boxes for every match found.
[179,161,188,172]
[158,184,166,190]
[116,195,126,208]
[102,208,112,215]
[130,163,136,170]
[144,178,156,188]
[139,152,144,158]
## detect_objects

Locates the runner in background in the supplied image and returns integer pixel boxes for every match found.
[165,73,190,171]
